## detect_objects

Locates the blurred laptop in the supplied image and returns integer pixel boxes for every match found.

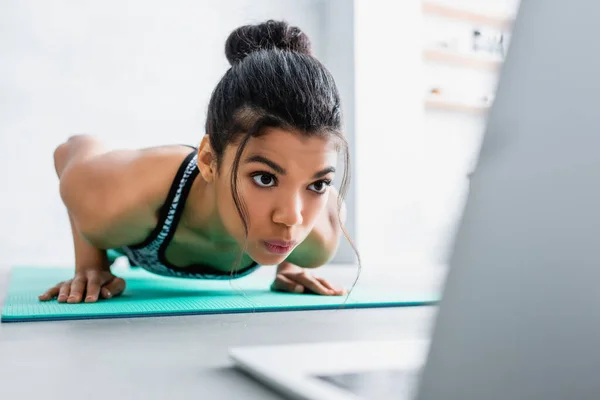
[229,1,600,399]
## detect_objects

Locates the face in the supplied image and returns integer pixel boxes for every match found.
[213,128,338,266]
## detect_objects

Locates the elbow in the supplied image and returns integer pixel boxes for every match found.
[54,134,97,177]
[308,248,338,269]
[58,161,83,212]
[301,249,338,269]
[54,141,71,177]
[305,202,345,268]
[295,230,341,269]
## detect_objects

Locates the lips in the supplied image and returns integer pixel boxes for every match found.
[263,240,298,255]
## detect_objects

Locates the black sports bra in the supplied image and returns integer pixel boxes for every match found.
[116,149,260,279]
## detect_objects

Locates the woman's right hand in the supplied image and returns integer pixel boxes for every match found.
[38,269,126,303]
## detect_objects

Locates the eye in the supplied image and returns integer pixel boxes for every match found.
[308,180,331,194]
[252,173,277,188]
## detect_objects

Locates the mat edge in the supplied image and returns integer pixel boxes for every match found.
[1,299,438,323]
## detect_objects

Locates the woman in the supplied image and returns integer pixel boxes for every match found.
[38,20,357,304]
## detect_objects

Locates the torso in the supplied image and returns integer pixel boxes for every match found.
[116,147,259,279]
[164,225,255,271]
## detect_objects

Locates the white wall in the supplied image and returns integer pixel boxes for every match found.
[354,0,428,270]
[320,0,356,263]
[0,0,346,266]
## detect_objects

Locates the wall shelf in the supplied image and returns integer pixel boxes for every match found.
[422,1,515,29]
[425,97,490,114]
[423,48,503,71]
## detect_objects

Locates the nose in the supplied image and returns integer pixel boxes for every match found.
[272,192,304,227]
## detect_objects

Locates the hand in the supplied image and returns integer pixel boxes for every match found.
[38,269,126,303]
[271,262,346,296]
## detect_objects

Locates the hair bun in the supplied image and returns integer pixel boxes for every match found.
[225,20,312,65]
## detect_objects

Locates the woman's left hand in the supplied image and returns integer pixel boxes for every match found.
[271,262,346,296]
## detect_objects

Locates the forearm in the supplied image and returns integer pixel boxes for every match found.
[55,136,111,272]
[286,230,339,268]
[69,213,110,273]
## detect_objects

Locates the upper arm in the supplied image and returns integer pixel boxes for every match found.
[286,187,347,268]
[59,149,174,248]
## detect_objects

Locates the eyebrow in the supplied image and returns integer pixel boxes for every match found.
[244,155,335,179]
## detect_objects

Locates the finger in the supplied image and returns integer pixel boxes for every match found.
[271,274,304,294]
[101,277,126,299]
[315,277,346,296]
[38,284,61,301]
[84,276,102,303]
[68,277,86,303]
[294,273,333,295]
[315,276,335,290]
[57,281,71,303]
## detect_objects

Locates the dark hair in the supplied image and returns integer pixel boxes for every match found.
[205,20,359,276]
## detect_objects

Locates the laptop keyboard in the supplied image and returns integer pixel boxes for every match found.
[315,368,420,399]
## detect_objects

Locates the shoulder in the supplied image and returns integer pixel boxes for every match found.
[61,145,197,248]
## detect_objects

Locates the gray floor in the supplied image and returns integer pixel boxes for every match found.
[0,266,442,400]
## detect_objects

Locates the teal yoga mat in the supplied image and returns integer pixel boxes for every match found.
[1,265,438,323]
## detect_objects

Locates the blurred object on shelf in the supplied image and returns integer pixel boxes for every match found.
[472,28,506,57]
[425,85,494,114]
[429,37,460,52]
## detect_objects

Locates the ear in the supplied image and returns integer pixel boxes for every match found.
[197,135,217,183]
